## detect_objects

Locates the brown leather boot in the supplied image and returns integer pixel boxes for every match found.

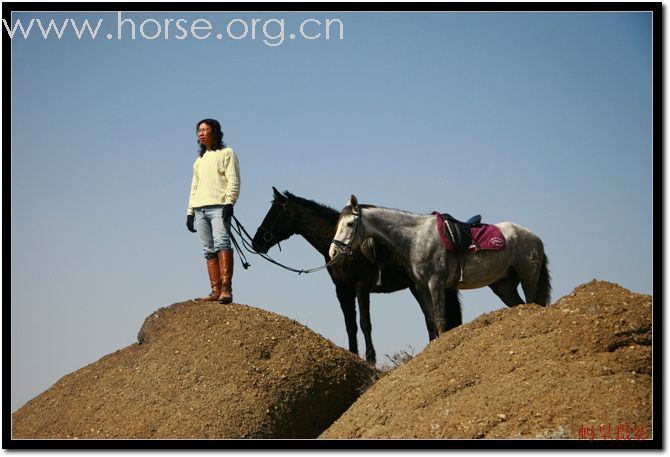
[196,257,222,301]
[217,249,234,304]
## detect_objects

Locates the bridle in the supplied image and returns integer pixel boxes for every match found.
[228,201,348,274]
[257,201,289,247]
[330,207,363,257]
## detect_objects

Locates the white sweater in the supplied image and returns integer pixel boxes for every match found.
[187,147,240,216]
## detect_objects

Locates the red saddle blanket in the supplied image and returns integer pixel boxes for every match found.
[434,213,506,253]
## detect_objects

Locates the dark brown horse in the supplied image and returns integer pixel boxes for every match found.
[251,187,462,364]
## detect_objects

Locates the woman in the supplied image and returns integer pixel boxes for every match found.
[186,118,241,304]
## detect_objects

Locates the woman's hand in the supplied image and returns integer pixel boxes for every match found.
[186,215,196,233]
[223,204,234,221]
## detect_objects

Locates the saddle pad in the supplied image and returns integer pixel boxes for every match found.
[434,213,506,253]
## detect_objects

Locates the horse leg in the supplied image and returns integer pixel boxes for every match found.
[409,283,437,341]
[444,288,463,331]
[427,277,447,335]
[355,285,376,364]
[489,270,524,307]
[335,284,359,356]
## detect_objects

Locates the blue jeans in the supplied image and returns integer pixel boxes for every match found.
[194,205,232,259]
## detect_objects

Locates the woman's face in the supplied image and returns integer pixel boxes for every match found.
[197,123,214,150]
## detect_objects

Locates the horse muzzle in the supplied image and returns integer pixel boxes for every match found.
[328,244,341,260]
[329,239,351,260]
[251,240,269,254]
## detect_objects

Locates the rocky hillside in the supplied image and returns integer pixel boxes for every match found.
[320,280,653,439]
[12,301,377,439]
[12,280,653,441]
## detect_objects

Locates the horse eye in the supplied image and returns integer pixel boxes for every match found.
[347,221,354,228]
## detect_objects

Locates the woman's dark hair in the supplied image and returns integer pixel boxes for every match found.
[197,118,226,156]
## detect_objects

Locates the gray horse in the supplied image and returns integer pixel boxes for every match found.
[329,195,551,335]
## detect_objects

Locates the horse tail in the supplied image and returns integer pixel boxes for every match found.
[535,254,552,306]
[444,288,463,331]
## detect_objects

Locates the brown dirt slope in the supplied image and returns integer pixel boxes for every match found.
[12,301,377,439]
[320,280,653,439]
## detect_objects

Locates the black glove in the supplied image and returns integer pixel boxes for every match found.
[186,215,196,233]
[223,204,234,221]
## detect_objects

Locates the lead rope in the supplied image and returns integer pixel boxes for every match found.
[228,215,346,274]
[225,217,252,270]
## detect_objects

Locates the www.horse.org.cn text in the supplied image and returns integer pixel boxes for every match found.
[2,12,345,47]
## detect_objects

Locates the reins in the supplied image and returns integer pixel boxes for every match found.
[227,212,349,275]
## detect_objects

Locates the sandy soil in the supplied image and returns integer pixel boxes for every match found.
[12,280,652,441]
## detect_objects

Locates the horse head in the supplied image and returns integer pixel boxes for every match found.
[251,187,297,253]
[329,194,363,259]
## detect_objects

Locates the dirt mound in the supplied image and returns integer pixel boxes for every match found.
[12,301,377,439]
[321,280,653,439]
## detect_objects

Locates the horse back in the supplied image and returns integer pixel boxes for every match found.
[496,221,545,255]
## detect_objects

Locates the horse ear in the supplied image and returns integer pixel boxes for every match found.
[272,186,285,202]
[349,194,359,209]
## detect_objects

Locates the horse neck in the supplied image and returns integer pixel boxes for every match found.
[291,202,338,257]
[362,207,425,255]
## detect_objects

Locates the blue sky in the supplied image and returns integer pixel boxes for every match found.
[9,9,654,413]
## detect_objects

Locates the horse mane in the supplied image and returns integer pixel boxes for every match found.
[341,203,414,216]
[283,190,341,222]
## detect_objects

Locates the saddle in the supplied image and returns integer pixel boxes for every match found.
[432,212,504,285]
[438,213,482,254]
